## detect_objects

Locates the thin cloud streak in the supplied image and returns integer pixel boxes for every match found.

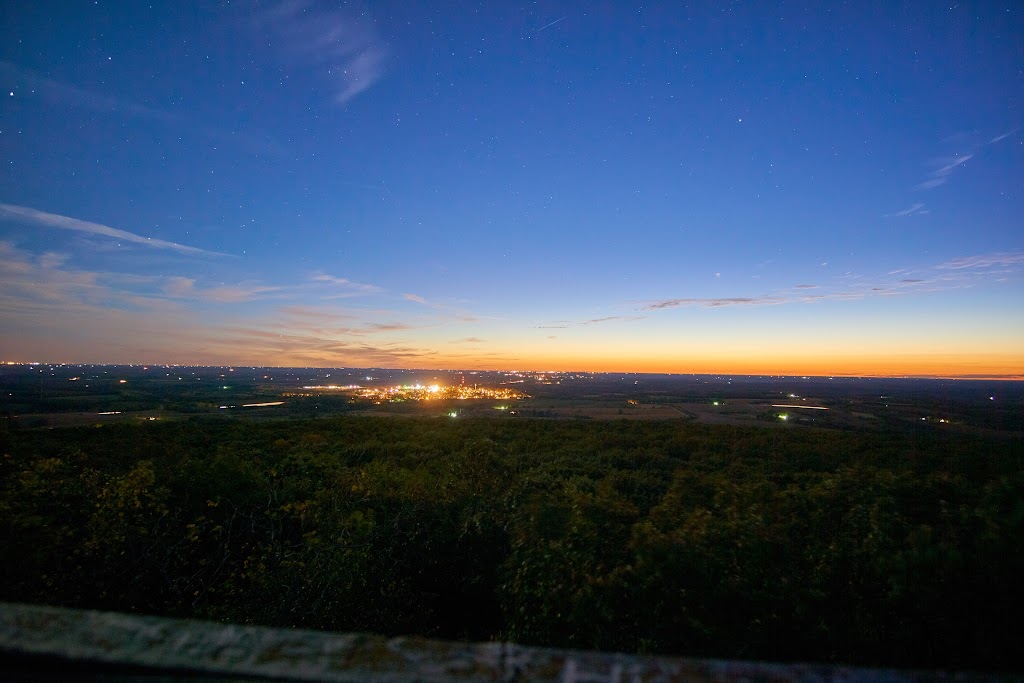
[580,315,647,325]
[400,293,475,316]
[914,130,1015,191]
[886,202,928,217]
[917,154,974,190]
[989,128,1018,144]
[259,0,387,106]
[643,250,1024,312]
[644,296,785,311]
[167,279,283,303]
[0,203,225,256]
[936,252,1024,270]
[312,273,382,294]
[279,305,357,321]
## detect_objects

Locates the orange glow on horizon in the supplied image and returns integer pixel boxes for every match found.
[207,351,1024,379]
[6,331,1022,379]
[485,355,1024,378]
[7,352,1021,379]
[398,343,1024,378]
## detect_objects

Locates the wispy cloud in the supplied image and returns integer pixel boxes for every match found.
[366,322,416,332]
[205,284,281,303]
[0,203,225,256]
[915,128,1017,191]
[163,276,197,298]
[0,242,480,366]
[533,315,646,328]
[279,305,357,321]
[312,273,382,296]
[580,315,646,324]
[0,236,499,367]
[885,202,929,217]
[397,291,481,325]
[644,296,785,311]
[917,154,974,190]
[402,293,429,305]
[642,250,1024,313]
[936,252,1024,270]
[163,278,282,303]
[259,0,387,105]
[214,327,440,366]
[450,337,486,344]
[989,128,1018,144]
[0,241,173,315]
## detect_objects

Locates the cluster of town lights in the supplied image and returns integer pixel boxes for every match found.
[355,383,527,402]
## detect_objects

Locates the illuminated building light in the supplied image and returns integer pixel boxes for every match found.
[770,404,828,410]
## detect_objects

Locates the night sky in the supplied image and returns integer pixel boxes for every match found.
[1,1,1021,376]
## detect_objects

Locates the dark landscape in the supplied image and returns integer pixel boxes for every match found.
[2,364,1021,671]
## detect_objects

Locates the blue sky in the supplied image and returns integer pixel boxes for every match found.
[1,1,1021,375]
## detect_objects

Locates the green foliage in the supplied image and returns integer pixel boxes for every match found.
[0,417,1021,670]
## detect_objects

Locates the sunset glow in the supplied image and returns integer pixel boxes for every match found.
[1,3,1021,378]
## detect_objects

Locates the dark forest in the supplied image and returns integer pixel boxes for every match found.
[3,416,1020,671]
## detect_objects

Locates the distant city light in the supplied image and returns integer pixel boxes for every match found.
[351,383,528,402]
[771,404,828,410]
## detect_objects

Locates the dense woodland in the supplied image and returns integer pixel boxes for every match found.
[1,416,1021,670]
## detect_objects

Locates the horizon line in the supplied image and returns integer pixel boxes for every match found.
[3,361,1022,382]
